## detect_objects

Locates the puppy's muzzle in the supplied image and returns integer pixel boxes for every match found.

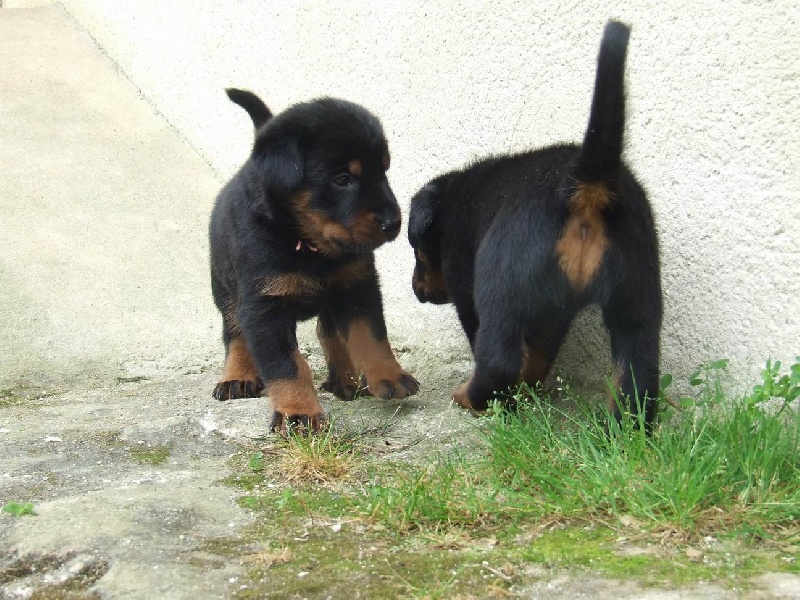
[412,269,450,304]
[379,216,401,238]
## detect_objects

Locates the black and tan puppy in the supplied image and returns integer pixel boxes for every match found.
[210,89,418,433]
[408,21,662,430]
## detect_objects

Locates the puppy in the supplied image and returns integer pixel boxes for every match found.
[408,21,662,430]
[210,89,418,433]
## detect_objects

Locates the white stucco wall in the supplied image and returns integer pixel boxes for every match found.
[55,0,800,393]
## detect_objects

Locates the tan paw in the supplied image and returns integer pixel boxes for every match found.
[452,378,485,417]
[365,370,420,399]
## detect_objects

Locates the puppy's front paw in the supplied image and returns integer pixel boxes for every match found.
[366,370,420,399]
[267,377,326,436]
[269,410,326,435]
[213,378,264,401]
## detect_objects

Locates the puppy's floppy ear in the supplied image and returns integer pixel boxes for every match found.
[254,136,304,198]
[408,182,442,247]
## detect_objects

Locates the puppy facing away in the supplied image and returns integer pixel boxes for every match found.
[210,89,418,433]
[408,21,662,430]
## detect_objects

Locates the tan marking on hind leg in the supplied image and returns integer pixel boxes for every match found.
[222,338,259,382]
[519,347,553,387]
[317,319,360,400]
[608,360,627,414]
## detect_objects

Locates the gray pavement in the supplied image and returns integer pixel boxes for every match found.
[0,4,221,391]
[0,7,256,598]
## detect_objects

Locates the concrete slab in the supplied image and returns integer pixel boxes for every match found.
[0,5,222,390]
[0,9,258,597]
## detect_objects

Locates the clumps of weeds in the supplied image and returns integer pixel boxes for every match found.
[362,358,800,543]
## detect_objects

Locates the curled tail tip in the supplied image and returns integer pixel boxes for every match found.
[225,88,273,130]
[224,87,242,99]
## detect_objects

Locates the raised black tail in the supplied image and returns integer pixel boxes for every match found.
[225,88,273,131]
[575,20,630,184]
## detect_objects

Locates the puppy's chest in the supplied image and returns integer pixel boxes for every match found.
[257,258,373,316]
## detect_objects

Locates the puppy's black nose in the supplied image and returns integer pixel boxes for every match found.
[380,218,401,236]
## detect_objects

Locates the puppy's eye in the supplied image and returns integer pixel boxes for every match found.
[332,174,354,188]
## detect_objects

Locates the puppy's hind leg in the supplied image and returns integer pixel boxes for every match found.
[519,311,575,390]
[602,288,662,433]
[327,270,419,400]
[211,277,264,400]
[317,309,362,401]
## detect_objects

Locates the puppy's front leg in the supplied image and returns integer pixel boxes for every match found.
[345,317,419,399]
[237,299,324,433]
[327,273,418,400]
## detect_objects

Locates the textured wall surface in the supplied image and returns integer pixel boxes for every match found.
[56,0,800,393]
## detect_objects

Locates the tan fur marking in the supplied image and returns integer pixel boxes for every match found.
[608,360,626,412]
[350,211,384,246]
[290,190,351,256]
[453,373,483,416]
[345,319,411,396]
[555,183,611,290]
[316,320,358,388]
[348,159,363,177]
[413,250,449,299]
[260,272,322,298]
[327,257,373,289]
[221,338,259,382]
[267,349,323,417]
[519,347,552,386]
[382,153,391,170]
[321,221,353,242]
[223,299,241,337]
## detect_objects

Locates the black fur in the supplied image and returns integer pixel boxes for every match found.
[408,21,662,430]
[210,89,418,433]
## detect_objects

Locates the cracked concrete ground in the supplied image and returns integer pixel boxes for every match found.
[1,5,798,599]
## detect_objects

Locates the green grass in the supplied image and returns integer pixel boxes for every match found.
[221,358,800,594]
[363,358,800,540]
[0,384,60,407]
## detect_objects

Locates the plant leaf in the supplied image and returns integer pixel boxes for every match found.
[3,502,36,516]
[708,359,730,370]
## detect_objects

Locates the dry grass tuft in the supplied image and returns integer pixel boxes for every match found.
[244,544,294,568]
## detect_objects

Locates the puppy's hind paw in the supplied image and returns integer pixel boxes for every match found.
[452,381,485,417]
[213,378,264,401]
[320,374,366,401]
